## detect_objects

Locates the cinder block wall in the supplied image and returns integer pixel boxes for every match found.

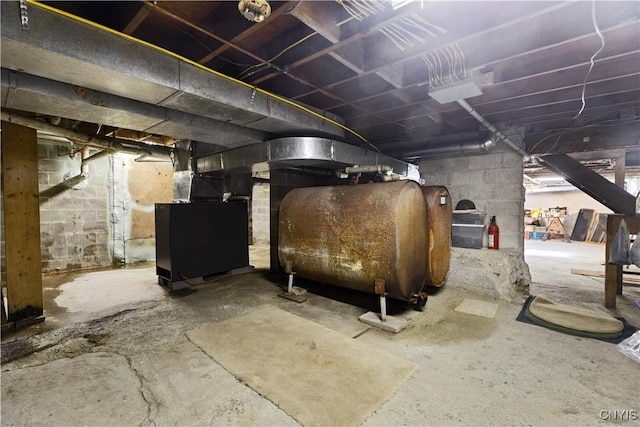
[1,141,173,276]
[38,143,111,271]
[252,182,270,245]
[419,147,525,252]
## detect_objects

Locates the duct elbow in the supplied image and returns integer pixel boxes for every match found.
[481,138,496,152]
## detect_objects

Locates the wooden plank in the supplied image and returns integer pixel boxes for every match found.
[585,212,599,243]
[572,268,640,286]
[570,208,594,241]
[591,213,607,243]
[1,121,43,322]
[290,1,340,43]
[122,6,150,35]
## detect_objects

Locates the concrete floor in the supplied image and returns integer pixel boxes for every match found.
[2,240,639,426]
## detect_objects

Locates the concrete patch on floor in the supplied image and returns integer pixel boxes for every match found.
[1,352,149,426]
[455,298,500,319]
[53,268,166,319]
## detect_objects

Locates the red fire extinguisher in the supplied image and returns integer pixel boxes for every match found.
[488,216,499,250]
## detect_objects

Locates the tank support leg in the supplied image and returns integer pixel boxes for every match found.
[358,279,408,333]
[279,261,307,303]
[379,294,387,322]
[287,272,294,294]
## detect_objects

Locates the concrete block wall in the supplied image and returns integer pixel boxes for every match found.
[419,147,525,252]
[418,145,530,300]
[1,142,174,277]
[38,143,111,271]
[252,182,270,245]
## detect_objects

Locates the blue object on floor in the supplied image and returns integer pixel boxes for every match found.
[635,300,640,309]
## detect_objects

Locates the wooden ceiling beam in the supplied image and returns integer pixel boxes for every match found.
[249,5,420,85]
[289,1,342,43]
[293,8,637,117]
[197,1,301,65]
[338,46,639,124]
[327,40,365,75]
[122,5,150,35]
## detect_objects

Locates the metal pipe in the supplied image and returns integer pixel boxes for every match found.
[404,139,495,159]
[344,164,392,174]
[80,148,89,178]
[381,173,401,182]
[63,147,90,188]
[287,273,294,294]
[456,99,528,157]
[379,295,387,322]
[82,150,110,164]
[1,112,172,158]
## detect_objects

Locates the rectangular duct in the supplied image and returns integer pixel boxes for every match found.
[0,2,345,139]
[195,137,419,179]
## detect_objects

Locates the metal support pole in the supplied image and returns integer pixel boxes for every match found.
[288,273,294,294]
[379,294,387,322]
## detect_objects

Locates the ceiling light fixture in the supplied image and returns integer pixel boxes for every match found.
[238,0,271,23]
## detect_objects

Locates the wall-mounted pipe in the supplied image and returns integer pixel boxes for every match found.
[456,99,528,157]
[344,165,392,174]
[61,147,90,189]
[380,173,401,182]
[1,111,173,158]
[403,138,495,160]
[82,149,110,164]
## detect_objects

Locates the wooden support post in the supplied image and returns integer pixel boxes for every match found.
[604,215,623,308]
[1,121,43,323]
[614,155,625,189]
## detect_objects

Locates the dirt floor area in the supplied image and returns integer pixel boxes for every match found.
[1,240,639,426]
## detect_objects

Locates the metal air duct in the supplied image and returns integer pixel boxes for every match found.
[1,2,346,139]
[403,138,496,160]
[195,137,420,179]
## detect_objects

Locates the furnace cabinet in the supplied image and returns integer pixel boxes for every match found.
[155,202,249,287]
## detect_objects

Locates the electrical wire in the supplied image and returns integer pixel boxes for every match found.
[26,0,368,144]
[153,8,255,68]
[238,31,318,80]
[572,0,606,121]
[526,118,640,153]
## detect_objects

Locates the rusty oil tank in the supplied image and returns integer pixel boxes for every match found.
[278,180,428,301]
[421,186,452,286]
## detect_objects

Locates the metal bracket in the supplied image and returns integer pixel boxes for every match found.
[280,261,306,303]
[19,0,29,31]
[358,280,407,333]
[374,279,388,321]
[374,278,385,296]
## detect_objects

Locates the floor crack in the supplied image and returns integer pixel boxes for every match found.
[117,352,157,427]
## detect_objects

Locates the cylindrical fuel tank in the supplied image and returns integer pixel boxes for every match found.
[278,180,428,301]
[422,186,452,286]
